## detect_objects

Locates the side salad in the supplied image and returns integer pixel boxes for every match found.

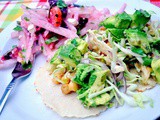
[47,9,160,108]
[0,0,116,69]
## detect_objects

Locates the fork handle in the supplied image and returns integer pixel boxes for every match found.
[0,78,16,114]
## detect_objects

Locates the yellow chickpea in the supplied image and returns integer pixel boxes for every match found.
[68,81,79,92]
[52,78,60,84]
[54,68,66,79]
[61,84,71,95]
[61,75,70,84]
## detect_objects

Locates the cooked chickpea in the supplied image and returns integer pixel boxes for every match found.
[61,84,71,95]
[54,69,65,79]
[52,78,60,84]
[61,75,70,84]
[68,81,79,92]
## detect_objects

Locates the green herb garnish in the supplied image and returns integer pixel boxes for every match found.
[56,0,67,9]
[22,61,32,70]
[24,17,30,21]
[45,37,58,45]
[22,49,26,52]
[13,26,22,31]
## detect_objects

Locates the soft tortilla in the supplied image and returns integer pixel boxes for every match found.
[34,64,107,118]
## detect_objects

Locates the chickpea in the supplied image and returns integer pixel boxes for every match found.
[61,84,71,95]
[61,75,70,84]
[54,68,65,79]
[68,81,79,92]
[52,78,60,84]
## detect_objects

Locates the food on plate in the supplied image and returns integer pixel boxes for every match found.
[35,65,107,118]
[35,3,160,117]
[1,0,160,118]
[0,0,111,69]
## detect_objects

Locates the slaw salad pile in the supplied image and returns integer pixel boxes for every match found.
[1,0,160,109]
[0,0,114,69]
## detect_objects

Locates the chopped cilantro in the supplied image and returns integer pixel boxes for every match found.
[13,26,22,31]
[41,46,44,51]
[22,49,26,52]
[56,0,67,9]
[71,39,79,46]
[22,61,32,70]
[45,37,58,45]
[24,17,30,21]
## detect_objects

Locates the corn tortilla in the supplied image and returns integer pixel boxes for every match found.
[34,64,107,118]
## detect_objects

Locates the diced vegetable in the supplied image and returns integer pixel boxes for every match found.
[130,10,151,29]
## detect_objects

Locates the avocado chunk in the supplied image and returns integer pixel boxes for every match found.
[89,70,109,94]
[84,93,111,107]
[100,12,132,29]
[73,64,96,87]
[91,93,111,106]
[115,12,132,29]
[77,70,111,107]
[70,38,88,55]
[151,58,160,84]
[107,28,125,42]
[59,44,82,67]
[124,29,151,53]
[130,10,151,29]
[50,47,62,65]
[100,16,116,28]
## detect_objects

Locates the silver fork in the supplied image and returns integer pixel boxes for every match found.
[0,62,32,114]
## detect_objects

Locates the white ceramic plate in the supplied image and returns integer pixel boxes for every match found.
[0,0,160,120]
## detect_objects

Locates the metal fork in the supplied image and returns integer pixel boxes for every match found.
[0,62,32,114]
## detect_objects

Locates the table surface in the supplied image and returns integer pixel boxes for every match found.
[0,0,160,33]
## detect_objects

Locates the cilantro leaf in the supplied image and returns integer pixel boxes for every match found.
[45,37,58,45]
[22,49,26,52]
[41,46,44,51]
[56,0,67,8]
[71,39,79,46]
[13,26,22,31]
[22,61,32,70]
[24,17,30,21]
